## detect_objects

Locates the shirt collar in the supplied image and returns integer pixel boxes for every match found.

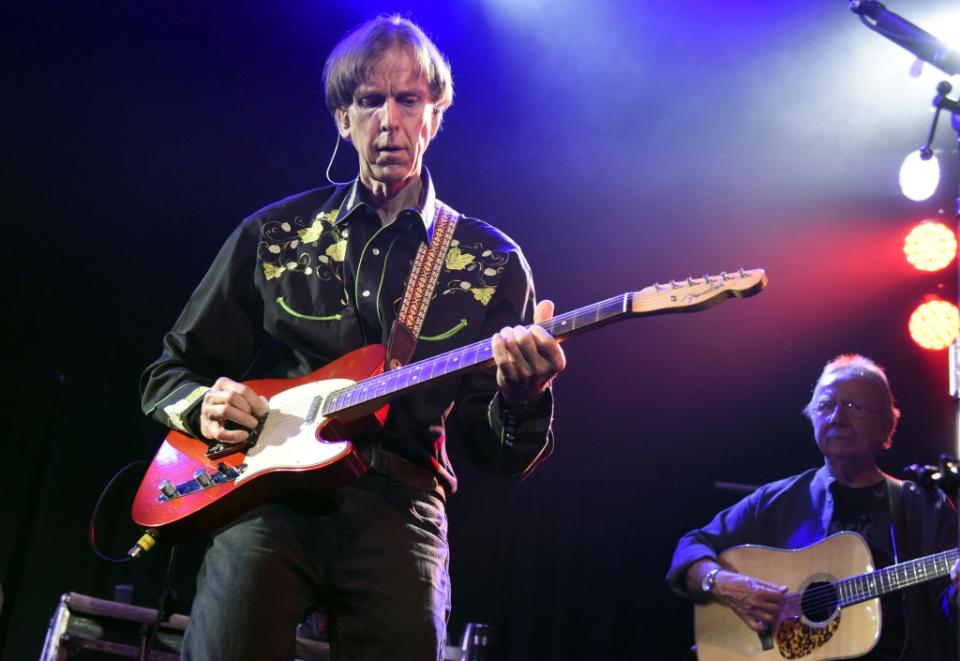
[814,464,837,490]
[333,168,438,243]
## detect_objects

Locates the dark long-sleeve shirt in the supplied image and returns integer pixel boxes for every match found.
[140,172,553,495]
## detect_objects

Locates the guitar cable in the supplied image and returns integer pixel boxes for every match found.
[89,459,181,660]
[88,459,151,563]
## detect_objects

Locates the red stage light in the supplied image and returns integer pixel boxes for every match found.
[903,221,957,272]
[909,299,960,350]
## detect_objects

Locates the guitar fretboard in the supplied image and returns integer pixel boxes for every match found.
[320,294,631,417]
[837,547,959,607]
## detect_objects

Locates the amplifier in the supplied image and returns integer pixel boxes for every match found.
[40,592,489,660]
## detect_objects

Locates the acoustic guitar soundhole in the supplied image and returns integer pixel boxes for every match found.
[772,581,842,660]
[799,580,839,623]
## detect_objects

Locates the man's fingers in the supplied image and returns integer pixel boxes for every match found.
[500,324,562,376]
[735,612,769,633]
[533,299,555,325]
[754,579,789,594]
[215,378,269,417]
[200,377,270,442]
[206,396,260,430]
[530,325,566,371]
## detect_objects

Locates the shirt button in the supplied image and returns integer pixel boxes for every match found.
[361,290,371,297]
[371,248,380,256]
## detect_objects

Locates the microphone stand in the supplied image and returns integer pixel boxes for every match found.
[933,81,960,660]
[848,2,960,649]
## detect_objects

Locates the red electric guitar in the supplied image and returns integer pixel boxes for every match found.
[132,269,768,543]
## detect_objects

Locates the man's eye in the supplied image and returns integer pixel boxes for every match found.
[357,95,384,108]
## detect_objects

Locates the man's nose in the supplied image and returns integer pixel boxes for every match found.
[825,403,849,423]
[379,99,400,131]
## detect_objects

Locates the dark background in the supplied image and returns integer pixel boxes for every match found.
[3,1,959,659]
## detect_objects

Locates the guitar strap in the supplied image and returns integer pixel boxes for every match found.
[885,474,916,661]
[385,200,460,369]
[885,475,912,563]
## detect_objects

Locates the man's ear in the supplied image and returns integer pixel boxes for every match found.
[335,108,351,141]
[429,108,443,139]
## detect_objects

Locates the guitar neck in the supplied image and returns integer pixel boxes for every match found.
[320,269,766,419]
[320,293,634,418]
[838,547,959,607]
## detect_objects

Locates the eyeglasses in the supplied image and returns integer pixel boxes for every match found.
[812,399,881,419]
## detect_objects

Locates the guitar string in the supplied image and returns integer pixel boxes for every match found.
[772,549,959,614]
[256,277,755,424]
[237,280,743,426]
[250,296,629,424]
[765,551,957,613]
[245,281,742,435]
[781,555,954,613]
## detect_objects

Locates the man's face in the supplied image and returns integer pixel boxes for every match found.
[335,47,440,193]
[810,372,891,464]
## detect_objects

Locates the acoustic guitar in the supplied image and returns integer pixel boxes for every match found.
[694,531,959,660]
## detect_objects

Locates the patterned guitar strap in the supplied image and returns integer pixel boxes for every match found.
[385,200,460,370]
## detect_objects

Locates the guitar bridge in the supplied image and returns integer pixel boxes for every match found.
[157,463,247,502]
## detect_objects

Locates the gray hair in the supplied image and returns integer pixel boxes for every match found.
[323,15,454,119]
[802,354,901,438]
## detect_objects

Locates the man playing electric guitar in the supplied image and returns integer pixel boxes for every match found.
[140,16,565,660]
[667,354,960,661]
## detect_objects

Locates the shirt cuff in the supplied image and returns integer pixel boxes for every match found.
[160,384,210,438]
[488,389,553,448]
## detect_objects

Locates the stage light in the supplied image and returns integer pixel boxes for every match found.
[899,149,940,201]
[903,221,957,271]
[909,298,959,350]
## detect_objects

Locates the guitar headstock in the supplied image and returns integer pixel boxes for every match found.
[630,268,768,315]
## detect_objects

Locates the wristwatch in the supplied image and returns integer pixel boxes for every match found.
[701,567,721,595]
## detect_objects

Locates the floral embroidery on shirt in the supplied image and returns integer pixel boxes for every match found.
[437,240,511,306]
[258,209,345,284]
[325,239,347,262]
[445,245,475,270]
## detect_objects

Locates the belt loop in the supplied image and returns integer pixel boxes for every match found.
[366,443,381,467]
[378,444,401,486]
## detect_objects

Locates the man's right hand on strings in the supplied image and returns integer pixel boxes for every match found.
[199,376,269,443]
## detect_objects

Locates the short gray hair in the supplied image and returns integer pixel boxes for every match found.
[802,354,901,438]
[323,15,454,118]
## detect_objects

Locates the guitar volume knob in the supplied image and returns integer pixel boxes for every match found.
[159,480,178,498]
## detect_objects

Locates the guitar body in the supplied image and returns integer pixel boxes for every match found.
[131,345,389,542]
[694,533,880,661]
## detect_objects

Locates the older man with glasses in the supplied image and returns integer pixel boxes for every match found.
[667,354,959,661]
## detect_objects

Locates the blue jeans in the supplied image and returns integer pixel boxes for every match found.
[181,473,451,661]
